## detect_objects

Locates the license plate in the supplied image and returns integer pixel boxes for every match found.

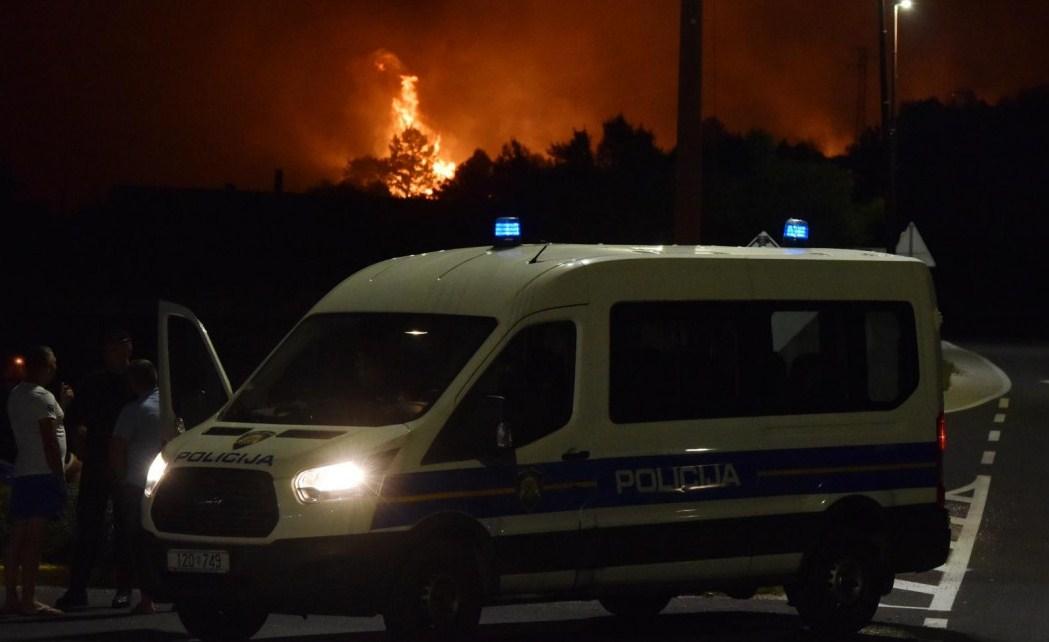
[167,549,230,574]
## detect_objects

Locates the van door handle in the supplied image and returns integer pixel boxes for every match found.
[562,449,590,461]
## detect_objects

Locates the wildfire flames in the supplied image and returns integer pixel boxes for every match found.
[343,52,458,198]
[383,69,456,197]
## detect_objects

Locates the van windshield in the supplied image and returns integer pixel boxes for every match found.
[222,313,497,426]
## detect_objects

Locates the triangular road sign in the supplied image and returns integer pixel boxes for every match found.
[747,231,780,248]
[895,222,936,267]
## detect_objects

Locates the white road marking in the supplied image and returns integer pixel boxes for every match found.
[927,612,952,629]
[998,397,1010,409]
[885,476,991,613]
[989,430,1001,442]
[981,451,996,465]
[993,413,1006,424]
[931,476,990,611]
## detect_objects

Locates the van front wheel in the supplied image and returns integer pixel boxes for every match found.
[175,600,268,642]
[793,531,884,637]
[384,541,483,641]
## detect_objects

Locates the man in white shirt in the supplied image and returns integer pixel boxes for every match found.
[109,359,161,615]
[3,346,71,616]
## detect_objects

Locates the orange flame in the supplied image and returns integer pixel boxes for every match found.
[393,75,420,131]
[384,73,456,197]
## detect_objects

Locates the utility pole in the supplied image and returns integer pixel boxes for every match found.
[878,0,897,253]
[674,0,703,244]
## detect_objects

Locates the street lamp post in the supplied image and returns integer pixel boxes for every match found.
[879,0,911,253]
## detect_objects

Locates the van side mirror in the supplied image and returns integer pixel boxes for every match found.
[481,394,513,450]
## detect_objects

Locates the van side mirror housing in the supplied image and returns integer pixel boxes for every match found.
[482,394,513,450]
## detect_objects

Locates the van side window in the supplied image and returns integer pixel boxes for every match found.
[425,322,576,464]
[762,303,917,414]
[610,301,918,423]
[610,303,746,423]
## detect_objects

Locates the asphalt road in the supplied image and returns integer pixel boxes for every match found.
[4,341,1044,642]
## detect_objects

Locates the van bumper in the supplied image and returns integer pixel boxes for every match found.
[141,531,404,616]
[887,503,951,573]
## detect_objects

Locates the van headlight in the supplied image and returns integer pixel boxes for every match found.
[294,461,368,503]
[144,453,168,498]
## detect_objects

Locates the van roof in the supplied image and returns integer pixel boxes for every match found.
[310,244,925,318]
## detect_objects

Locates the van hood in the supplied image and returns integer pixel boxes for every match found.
[161,421,409,479]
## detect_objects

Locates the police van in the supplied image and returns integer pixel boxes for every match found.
[143,221,950,640]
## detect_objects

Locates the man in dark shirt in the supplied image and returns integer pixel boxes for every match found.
[55,330,135,611]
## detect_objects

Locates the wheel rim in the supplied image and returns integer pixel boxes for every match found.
[828,557,865,606]
[422,573,461,627]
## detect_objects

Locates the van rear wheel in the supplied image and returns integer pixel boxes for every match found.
[176,599,268,642]
[793,530,884,637]
[599,594,671,620]
[383,541,483,641]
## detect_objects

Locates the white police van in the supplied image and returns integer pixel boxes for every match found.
[143,220,950,640]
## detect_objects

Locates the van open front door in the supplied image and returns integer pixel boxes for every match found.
[158,300,233,441]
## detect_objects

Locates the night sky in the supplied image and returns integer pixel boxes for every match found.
[3,0,1048,209]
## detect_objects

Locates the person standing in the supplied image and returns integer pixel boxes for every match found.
[56,330,135,611]
[3,346,71,616]
[109,360,161,614]
[1,354,27,478]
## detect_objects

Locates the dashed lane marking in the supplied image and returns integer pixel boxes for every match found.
[993,413,1006,424]
[981,451,996,465]
[988,430,1001,442]
[998,397,1010,409]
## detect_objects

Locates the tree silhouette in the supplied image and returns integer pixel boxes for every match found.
[438,149,494,201]
[342,126,447,198]
[387,127,444,198]
[597,115,662,172]
[343,155,391,195]
[549,129,594,170]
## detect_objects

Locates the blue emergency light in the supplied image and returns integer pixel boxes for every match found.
[782,218,809,245]
[493,216,522,246]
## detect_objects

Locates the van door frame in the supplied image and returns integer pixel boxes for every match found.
[158,300,233,441]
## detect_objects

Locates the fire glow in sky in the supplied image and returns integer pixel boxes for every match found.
[3,1,1049,207]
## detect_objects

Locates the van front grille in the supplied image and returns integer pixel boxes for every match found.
[151,467,278,538]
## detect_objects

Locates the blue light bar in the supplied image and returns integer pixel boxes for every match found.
[783,218,809,243]
[493,216,522,246]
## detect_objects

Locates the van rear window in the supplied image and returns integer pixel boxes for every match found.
[223,313,496,427]
[610,301,918,423]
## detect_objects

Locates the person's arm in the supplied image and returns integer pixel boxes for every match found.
[59,382,74,410]
[109,436,128,483]
[65,377,90,458]
[37,417,63,476]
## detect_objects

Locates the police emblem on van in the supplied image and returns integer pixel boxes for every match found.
[233,431,276,450]
[516,470,543,512]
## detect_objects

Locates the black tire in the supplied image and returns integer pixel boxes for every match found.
[792,530,885,637]
[176,600,268,642]
[383,540,483,641]
[599,594,671,620]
